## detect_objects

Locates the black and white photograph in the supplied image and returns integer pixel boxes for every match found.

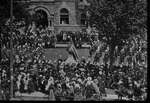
[0,0,147,101]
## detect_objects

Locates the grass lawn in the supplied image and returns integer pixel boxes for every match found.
[44,48,90,61]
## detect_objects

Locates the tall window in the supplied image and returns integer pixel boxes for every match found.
[81,13,86,25]
[60,8,69,24]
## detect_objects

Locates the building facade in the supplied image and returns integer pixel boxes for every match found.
[21,0,90,33]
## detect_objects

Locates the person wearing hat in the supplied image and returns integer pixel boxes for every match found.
[16,73,22,92]
[68,84,75,100]
[54,83,62,101]
[20,63,25,72]
[37,74,43,91]
[59,68,66,78]
[28,75,35,93]
[133,80,143,101]
[74,85,83,101]
[46,76,55,101]
[127,82,134,100]
[41,76,47,93]
[93,78,101,100]
[0,74,4,100]
[116,79,125,100]
[20,76,25,93]
[84,77,96,99]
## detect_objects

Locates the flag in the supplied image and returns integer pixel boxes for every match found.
[65,55,77,65]
[67,43,79,61]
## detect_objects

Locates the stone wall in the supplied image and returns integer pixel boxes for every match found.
[54,0,76,26]
[28,0,86,33]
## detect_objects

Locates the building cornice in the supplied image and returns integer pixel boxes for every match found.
[17,0,76,3]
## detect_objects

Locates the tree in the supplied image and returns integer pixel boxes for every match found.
[0,0,31,54]
[0,0,30,33]
[0,1,33,99]
[86,0,147,70]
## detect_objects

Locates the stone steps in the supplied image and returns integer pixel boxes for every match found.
[55,44,90,48]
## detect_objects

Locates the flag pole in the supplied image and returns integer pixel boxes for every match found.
[10,0,14,99]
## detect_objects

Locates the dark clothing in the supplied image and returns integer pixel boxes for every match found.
[28,79,35,93]
[85,84,95,98]
[20,79,25,93]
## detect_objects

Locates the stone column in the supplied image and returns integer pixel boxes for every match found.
[48,17,54,31]
[48,18,51,29]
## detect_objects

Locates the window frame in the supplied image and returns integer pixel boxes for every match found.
[80,13,87,26]
[60,8,69,25]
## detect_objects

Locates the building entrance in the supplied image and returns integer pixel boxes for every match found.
[35,10,48,28]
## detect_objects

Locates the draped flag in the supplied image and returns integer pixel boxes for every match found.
[67,43,79,62]
[65,55,77,65]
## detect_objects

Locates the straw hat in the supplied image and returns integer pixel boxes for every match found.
[77,78,82,83]
[65,77,70,82]
[20,64,25,70]
[48,60,52,64]
[87,77,92,81]
[32,64,37,68]
[49,76,54,81]
[79,68,85,71]
[99,71,102,75]
[118,80,123,85]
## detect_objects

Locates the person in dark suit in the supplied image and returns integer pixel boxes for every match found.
[20,76,25,93]
[37,75,42,91]
[28,77,35,94]
[41,76,47,94]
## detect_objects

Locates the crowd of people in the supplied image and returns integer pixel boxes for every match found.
[12,57,106,100]
[1,54,147,101]
[57,30,89,41]
[56,30,99,48]
[0,20,147,101]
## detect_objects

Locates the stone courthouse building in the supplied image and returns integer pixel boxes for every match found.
[20,0,90,33]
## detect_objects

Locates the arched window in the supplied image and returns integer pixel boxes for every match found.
[81,13,86,25]
[60,8,69,24]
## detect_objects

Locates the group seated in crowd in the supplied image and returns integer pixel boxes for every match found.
[1,53,147,101]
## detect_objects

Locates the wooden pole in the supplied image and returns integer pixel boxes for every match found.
[10,0,14,99]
